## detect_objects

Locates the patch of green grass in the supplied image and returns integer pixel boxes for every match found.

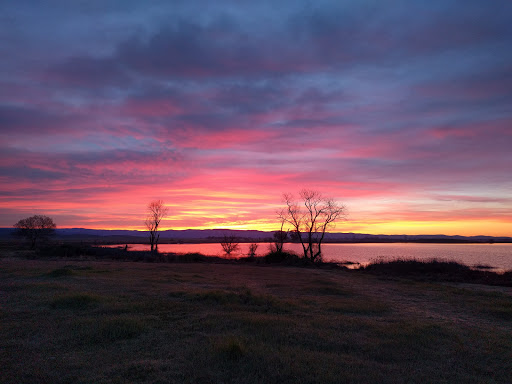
[113,360,171,382]
[213,336,247,360]
[0,283,26,292]
[45,268,75,277]
[188,289,234,303]
[45,265,112,277]
[188,287,291,313]
[83,268,112,274]
[307,278,354,296]
[73,317,146,344]
[441,286,512,321]
[477,295,512,321]
[94,318,146,342]
[313,286,352,296]
[63,264,93,270]
[328,299,390,315]
[486,305,512,321]
[49,293,101,310]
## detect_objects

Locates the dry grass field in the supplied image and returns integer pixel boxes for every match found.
[1,256,511,383]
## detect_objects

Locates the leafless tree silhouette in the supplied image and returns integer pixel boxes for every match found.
[269,214,288,254]
[247,243,259,258]
[221,234,239,257]
[145,200,169,253]
[14,215,56,249]
[280,189,345,262]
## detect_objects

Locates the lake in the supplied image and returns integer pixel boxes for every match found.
[106,242,512,271]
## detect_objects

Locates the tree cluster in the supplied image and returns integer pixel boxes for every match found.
[13,190,345,262]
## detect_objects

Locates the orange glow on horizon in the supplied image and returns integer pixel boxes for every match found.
[1,171,510,237]
[81,218,512,238]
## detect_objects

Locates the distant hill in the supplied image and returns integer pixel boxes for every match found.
[0,228,510,243]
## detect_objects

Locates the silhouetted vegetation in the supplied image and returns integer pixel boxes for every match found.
[145,200,169,253]
[247,243,258,258]
[13,215,56,249]
[281,189,345,262]
[362,259,512,286]
[264,250,302,264]
[167,252,227,263]
[269,218,288,253]
[220,234,239,257]
[6,242,511,287]
[37,243,136,259]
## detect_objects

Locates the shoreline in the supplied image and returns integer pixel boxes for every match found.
[3,242,511,286]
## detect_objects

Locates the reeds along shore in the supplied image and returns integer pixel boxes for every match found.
[7,242,512,287]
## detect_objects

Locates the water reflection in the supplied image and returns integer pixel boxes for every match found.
[103,242,512,271]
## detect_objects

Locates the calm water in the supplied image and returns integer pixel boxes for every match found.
[107,242,512,271]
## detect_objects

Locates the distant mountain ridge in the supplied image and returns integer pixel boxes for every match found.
[0,227,510,243]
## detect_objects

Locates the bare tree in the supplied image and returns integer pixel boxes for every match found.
[220,234,239,257]
[14,215,56,249]
[269,214,288,254]
[280,189,345,263]
[145,200,169,253]
[247,243,259,258]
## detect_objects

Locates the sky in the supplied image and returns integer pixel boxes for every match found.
[1,0,511,236]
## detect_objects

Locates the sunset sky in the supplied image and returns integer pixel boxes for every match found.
[1,1,511,236]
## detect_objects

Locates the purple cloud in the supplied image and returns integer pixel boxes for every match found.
[1,0,511,234]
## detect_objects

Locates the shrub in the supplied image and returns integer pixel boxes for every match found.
[363,259,470,275]
[361,259,512,286]
[247,243,259,258]
[264,250,302,264]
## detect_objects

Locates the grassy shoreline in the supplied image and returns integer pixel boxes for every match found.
[9,242,512,287]
[1,252,511,383]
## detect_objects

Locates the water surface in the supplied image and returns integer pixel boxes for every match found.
[106,242,512,271]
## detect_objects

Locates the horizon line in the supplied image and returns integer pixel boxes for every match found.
[3,227,509,239]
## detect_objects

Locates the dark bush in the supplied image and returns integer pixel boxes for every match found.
[176,252,213,263]
[36,243,154,261]
[37,244,95,258]
[361,259,512,286]
[264,251,302,264]
[363,259,470,275]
